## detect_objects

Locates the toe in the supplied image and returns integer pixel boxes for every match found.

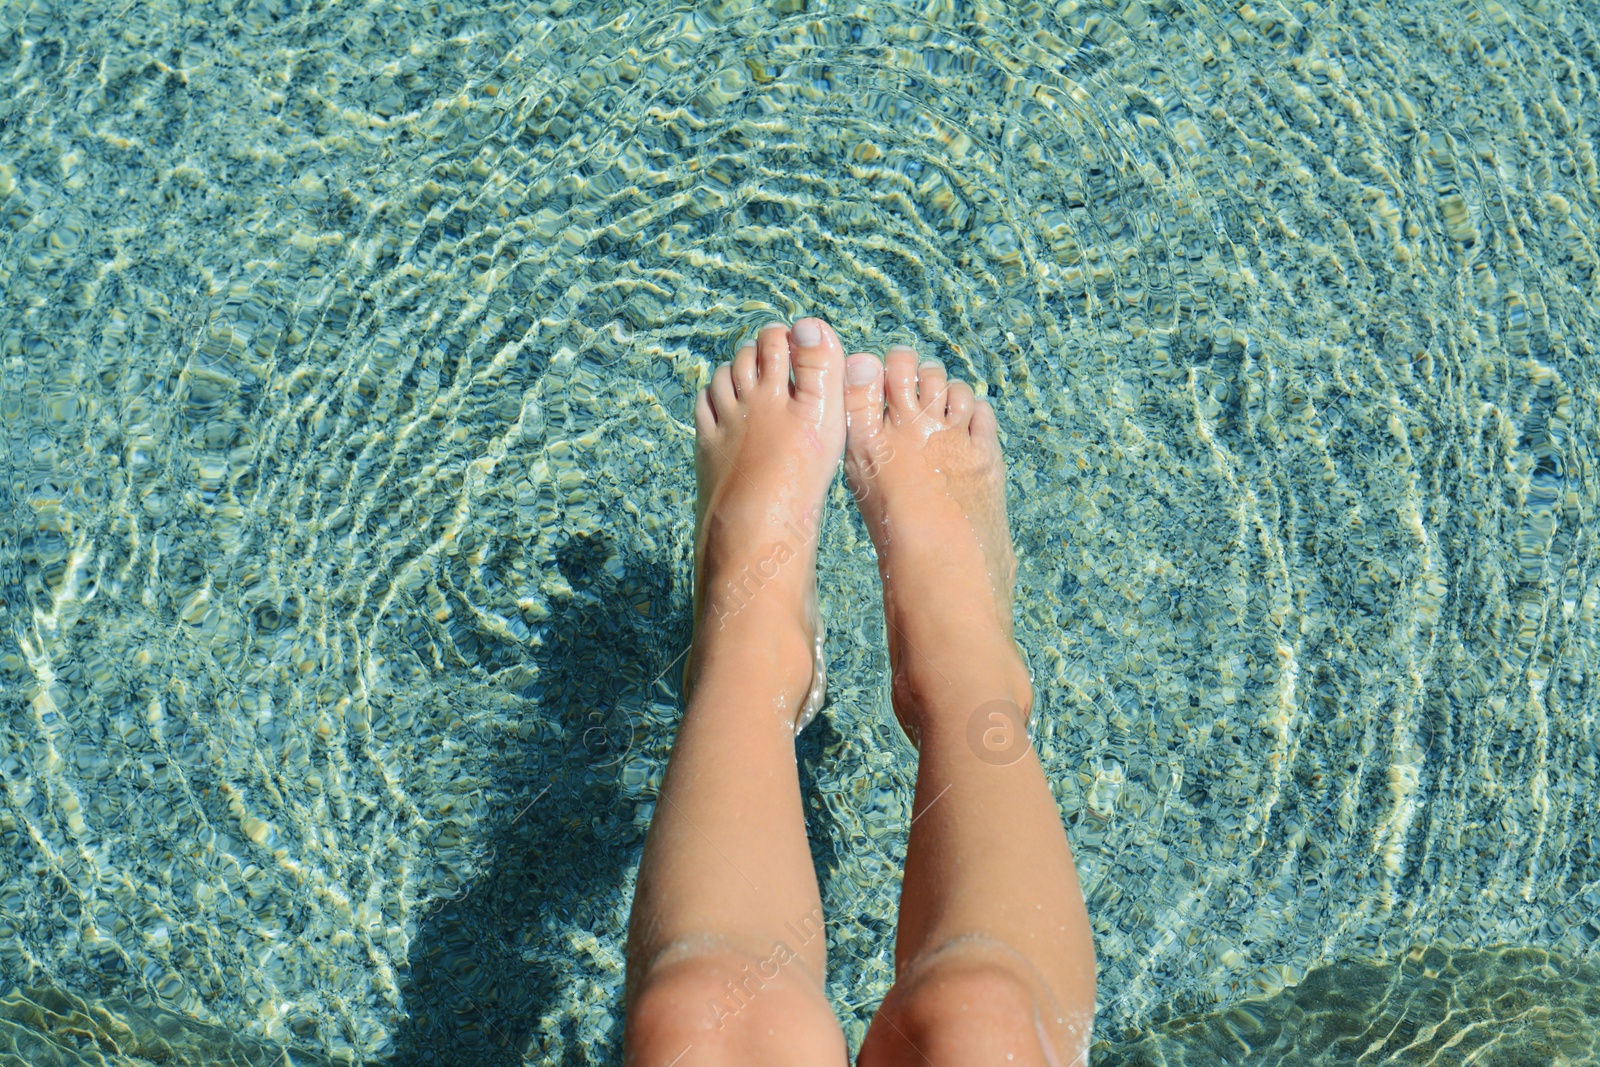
[917,359,948,413]
[844,352,885,444]
[788,317,844,411]
[731,342,758,397]
[694,386,716,436]
[884,345,920,419]
[756,321,791,394]
[710,362,739,419]
[945,380,975,425]
[970,396,1001,446]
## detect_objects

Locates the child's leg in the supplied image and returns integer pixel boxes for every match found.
[624,321,850,1067]
[859,719,1096,1067]
[842,348,1097,1066]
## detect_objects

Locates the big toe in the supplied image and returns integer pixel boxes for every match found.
[788,317,844,411]
[883,345,921,421]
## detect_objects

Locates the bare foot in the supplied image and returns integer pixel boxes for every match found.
[841,344,1028,742]
[843,349,1095,1066]
[686,318,847,731]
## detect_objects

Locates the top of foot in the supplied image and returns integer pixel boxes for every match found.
[841,344,1029,739]
[686,318,846,728]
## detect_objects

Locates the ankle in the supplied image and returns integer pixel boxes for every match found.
[890,637,1032,736]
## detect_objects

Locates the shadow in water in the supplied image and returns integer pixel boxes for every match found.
[386,532,680,1066]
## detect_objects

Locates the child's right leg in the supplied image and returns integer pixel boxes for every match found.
[843,347,1097,1066]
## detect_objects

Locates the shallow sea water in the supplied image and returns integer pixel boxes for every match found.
[2,0,1600,1062]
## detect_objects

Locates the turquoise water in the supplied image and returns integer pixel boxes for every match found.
[2,0,1599,1062]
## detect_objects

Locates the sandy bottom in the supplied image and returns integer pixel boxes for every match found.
[1,0,1597,1062]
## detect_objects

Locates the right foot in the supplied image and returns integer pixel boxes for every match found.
[842,345,1030,744]
[686,319,847,730]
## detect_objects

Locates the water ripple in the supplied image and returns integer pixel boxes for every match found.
[1,0,1598,1062]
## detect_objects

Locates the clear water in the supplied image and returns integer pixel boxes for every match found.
[2,0,1598,1063]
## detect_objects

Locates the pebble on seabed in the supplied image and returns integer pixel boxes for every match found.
[0,0,1598,1064]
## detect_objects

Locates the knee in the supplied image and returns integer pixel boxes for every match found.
[626,950,843,1067]
[865,953,1072,1067]
[900,957,1041,1051]
[626,952,745,1067]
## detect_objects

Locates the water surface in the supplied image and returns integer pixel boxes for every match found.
[2,0,1599,1062]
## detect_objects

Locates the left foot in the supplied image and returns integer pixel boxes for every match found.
[840,344,1028,743]
[685,319,847,729]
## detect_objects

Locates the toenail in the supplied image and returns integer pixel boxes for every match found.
[791,318,822,347]
[887,344,918,356]
[847,354,879,385]
[762,320,788,333]
[919,359,943,369]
